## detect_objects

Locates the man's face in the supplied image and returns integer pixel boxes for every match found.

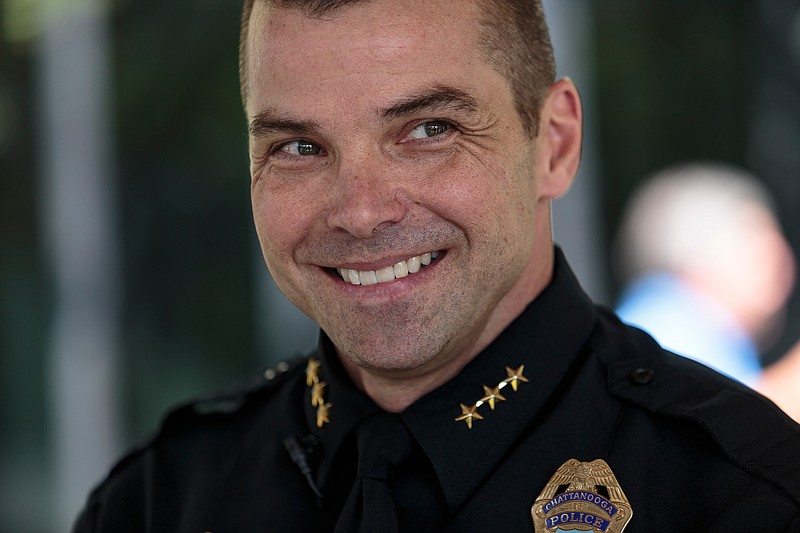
[246,0,555,377]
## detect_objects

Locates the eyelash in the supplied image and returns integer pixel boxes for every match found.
[266,119,457,162]
[272,140,326,157]
[403,120,456,143]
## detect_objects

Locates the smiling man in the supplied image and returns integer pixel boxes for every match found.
[245,0,577,413]
[75,1,800,532]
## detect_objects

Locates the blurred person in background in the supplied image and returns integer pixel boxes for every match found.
[615,163,800,420]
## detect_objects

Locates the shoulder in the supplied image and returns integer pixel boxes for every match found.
[591,308,800,509]
[73,357,309,532]
[158,356,306,429]
[140,355,308,451]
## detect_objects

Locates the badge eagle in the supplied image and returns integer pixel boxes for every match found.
[531,459,632,533]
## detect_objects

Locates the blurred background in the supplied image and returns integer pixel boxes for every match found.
[1,0,799,530]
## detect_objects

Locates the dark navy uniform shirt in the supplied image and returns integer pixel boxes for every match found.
[74,250,800,532]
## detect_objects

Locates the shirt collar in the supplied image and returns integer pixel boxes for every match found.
[303,248,597,515]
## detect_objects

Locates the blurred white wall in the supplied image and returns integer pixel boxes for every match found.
[37,1,123,528]
[546,0,609,304]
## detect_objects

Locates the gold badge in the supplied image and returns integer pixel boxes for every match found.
[532,459,632,533]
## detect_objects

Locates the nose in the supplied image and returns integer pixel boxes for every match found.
[327,154,407,238]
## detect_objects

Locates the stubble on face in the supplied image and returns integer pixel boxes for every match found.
[297,212,469,373]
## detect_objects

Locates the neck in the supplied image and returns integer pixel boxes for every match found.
[340,345,482,412]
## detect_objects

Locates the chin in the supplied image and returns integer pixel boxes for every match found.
[348,347,429,372]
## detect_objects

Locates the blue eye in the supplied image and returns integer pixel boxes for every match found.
[408,121,451,139]
[280,140,324,156]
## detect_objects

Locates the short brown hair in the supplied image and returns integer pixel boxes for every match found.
[239,0,555,137]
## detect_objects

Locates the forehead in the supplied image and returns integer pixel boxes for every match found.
[245,0,497,116]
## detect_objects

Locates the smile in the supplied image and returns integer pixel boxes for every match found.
[336,251,440,286]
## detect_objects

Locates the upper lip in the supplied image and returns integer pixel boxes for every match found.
[326,250,441,271]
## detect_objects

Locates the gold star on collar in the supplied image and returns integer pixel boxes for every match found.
[455,403,484,429]
[306,358,321,386]
[479,385,507,410]
[453,363,529,428]
[306,358,331,427]
[311,381,327,407]
[316,402,332,428]
[504,365,529,391]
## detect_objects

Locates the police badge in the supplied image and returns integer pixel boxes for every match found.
[531,459,632,533]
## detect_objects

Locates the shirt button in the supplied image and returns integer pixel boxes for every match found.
[630,368,655,385]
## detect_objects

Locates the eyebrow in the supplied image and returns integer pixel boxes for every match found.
[248,111,321,138]
[379,86,479,122]
[248,85,480,138]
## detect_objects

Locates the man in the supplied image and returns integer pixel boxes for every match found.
[614,163,800,420]
[75,1,800,531]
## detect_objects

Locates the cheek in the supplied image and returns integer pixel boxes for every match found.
[431,155,535,239]
[251,185,323,313]
[251,182,312,268]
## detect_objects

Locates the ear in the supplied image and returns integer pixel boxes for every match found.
[535,78,583,200]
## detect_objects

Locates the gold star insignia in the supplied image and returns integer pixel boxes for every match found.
[311,381,327,407]
[306,358,321,386]
[479,385,507,410]
[504,365,529,391]
[455,403,484,429]
[316,402,332,428]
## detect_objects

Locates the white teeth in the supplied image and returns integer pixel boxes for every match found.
[338,251,440,285]
[376,266,395,283]
[360,270,378,286]
[393,261,408,278]
[407,255,421,274]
